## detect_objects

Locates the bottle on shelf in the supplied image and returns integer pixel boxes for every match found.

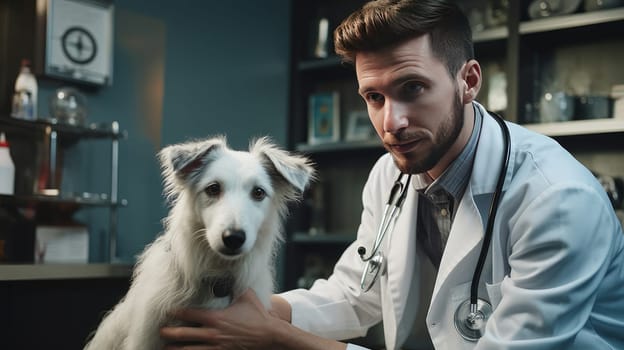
[0,132,15,196]
[11,59,38,121]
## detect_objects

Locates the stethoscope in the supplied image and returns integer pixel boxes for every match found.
[357,109,511,342]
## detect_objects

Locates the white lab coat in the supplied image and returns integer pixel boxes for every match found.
[281,103,624,350]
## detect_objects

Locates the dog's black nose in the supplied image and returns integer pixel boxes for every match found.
[222,229,246,250]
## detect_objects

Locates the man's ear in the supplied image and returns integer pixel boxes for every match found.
[459,59,482,104]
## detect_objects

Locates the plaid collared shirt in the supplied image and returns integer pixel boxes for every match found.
[413,105,483,268]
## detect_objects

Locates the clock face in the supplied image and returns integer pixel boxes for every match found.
[45,0,113,85]
[61,26,98,65]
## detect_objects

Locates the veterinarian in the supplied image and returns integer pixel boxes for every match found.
[160,0,624,349]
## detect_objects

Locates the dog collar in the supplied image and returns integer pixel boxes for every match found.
[203,275,234,298]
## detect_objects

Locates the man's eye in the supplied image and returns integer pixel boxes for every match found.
[251,187,267,201]
[366,93,384,104]
[204,183,221,197]
[403,81,424,96]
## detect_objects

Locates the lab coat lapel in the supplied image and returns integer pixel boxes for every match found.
[384,184,419,350]
[431,188,484,300]
[428,105,510,332]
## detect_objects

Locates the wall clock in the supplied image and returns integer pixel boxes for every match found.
[43,0,114,86]
[61,26,97,65]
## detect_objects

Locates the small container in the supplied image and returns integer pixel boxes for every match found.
[574,95,613,120]
[11,90,35,121]
[0,132,15,195]
[11,59,38,121]
[49,87,88,126]
[539,91,575,123]
[584,0,623,12]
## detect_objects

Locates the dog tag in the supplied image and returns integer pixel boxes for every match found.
[211,275,234,298]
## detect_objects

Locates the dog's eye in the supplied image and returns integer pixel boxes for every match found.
[251,187,266,201]
[204,183,221,197]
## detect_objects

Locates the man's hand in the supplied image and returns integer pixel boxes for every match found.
[161,289,347,350]
[160,289,281,350]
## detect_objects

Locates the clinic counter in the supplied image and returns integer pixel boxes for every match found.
[0,263,133,281]
[0,264,132,348]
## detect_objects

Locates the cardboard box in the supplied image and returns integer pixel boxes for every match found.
[35,225,88,264]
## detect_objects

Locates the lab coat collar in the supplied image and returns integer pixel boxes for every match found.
[384,103,516,348]
[467,103,513,196]
[433,104,507,291]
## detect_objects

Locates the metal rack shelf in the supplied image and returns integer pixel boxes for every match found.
[0,193,128,207]
[0,116,126,139]
[0,118,126,262]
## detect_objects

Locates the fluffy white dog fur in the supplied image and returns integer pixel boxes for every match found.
[84,136,314,350]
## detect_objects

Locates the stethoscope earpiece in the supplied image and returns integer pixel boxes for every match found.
[357,246,367,257]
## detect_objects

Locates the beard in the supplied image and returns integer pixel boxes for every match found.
[390,88,465,174]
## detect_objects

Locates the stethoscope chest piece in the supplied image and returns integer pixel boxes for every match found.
[454,298,493,342]
[360,252,385,292]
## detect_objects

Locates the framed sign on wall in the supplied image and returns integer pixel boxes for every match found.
[39,0,114,86]
[308,91,340,145]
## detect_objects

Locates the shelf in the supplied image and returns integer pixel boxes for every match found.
[520,7,624,34]
[296,139,382,153]
[1,115,125,263]
[0,193,128,207]
[473,26,508,43]
[523,118,624,137]
[0,116,127,139]
[296,29,510,68]
[297,56,343,71]
[291,232,356,245]
[298,26,510,68]
[0,263,132,281]
[295,119,624,151]
[286,0,624,310]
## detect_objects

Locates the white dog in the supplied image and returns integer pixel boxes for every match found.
[84,136,314,350]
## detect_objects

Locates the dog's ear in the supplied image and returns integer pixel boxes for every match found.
[169,143,218,177]
[158,136,226,198]
[251,137,315,199]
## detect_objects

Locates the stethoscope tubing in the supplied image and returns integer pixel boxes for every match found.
[469,112,510,306]
[454,109,510,342]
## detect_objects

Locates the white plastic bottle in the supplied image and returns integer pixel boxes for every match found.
[11,59,38,121]
[0,132,15,195]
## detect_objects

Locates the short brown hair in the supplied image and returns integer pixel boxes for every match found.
[334,0,474,77]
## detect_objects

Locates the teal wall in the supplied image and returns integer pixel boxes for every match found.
[38,1,291,263]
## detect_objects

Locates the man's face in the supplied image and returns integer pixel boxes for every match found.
[355,35,466,175]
